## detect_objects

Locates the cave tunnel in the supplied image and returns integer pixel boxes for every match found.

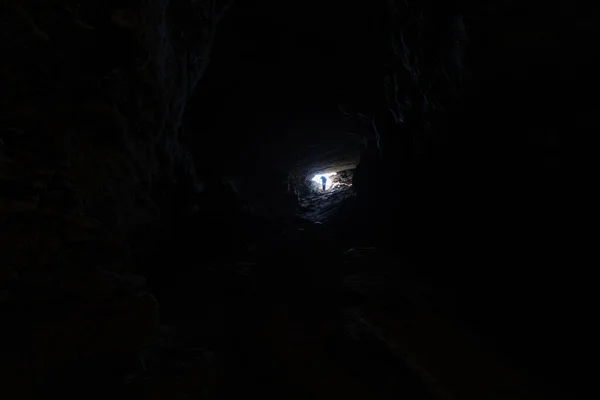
[0,1,579,399]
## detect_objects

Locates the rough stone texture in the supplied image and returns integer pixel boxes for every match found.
[352,0,563,184]
[0,0,230,396]
[346,0,566,258]
[345,1,572,395]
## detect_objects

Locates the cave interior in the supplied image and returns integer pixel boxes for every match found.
[0,0,579,399]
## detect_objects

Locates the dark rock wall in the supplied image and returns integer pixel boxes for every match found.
[0,0,229,394]
[348,0,566,263]
[353,0,564,205]
[349,0,573,386]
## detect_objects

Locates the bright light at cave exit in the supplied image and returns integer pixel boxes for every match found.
[311,172,337,190]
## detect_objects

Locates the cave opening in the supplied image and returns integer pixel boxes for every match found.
[311,172,337,191]
[309,171,353,193]
[291,168,356,222]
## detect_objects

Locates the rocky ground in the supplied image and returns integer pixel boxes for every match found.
[2,201,548,399]
[54,209,570,399]
[0,212,427,399]
[299,186,355,223]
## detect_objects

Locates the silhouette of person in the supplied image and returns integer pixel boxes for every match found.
[321,176,327,191]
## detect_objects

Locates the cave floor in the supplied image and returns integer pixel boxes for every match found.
[24,212,548,400]
[131,215,437,400]
[298,185,355,222]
